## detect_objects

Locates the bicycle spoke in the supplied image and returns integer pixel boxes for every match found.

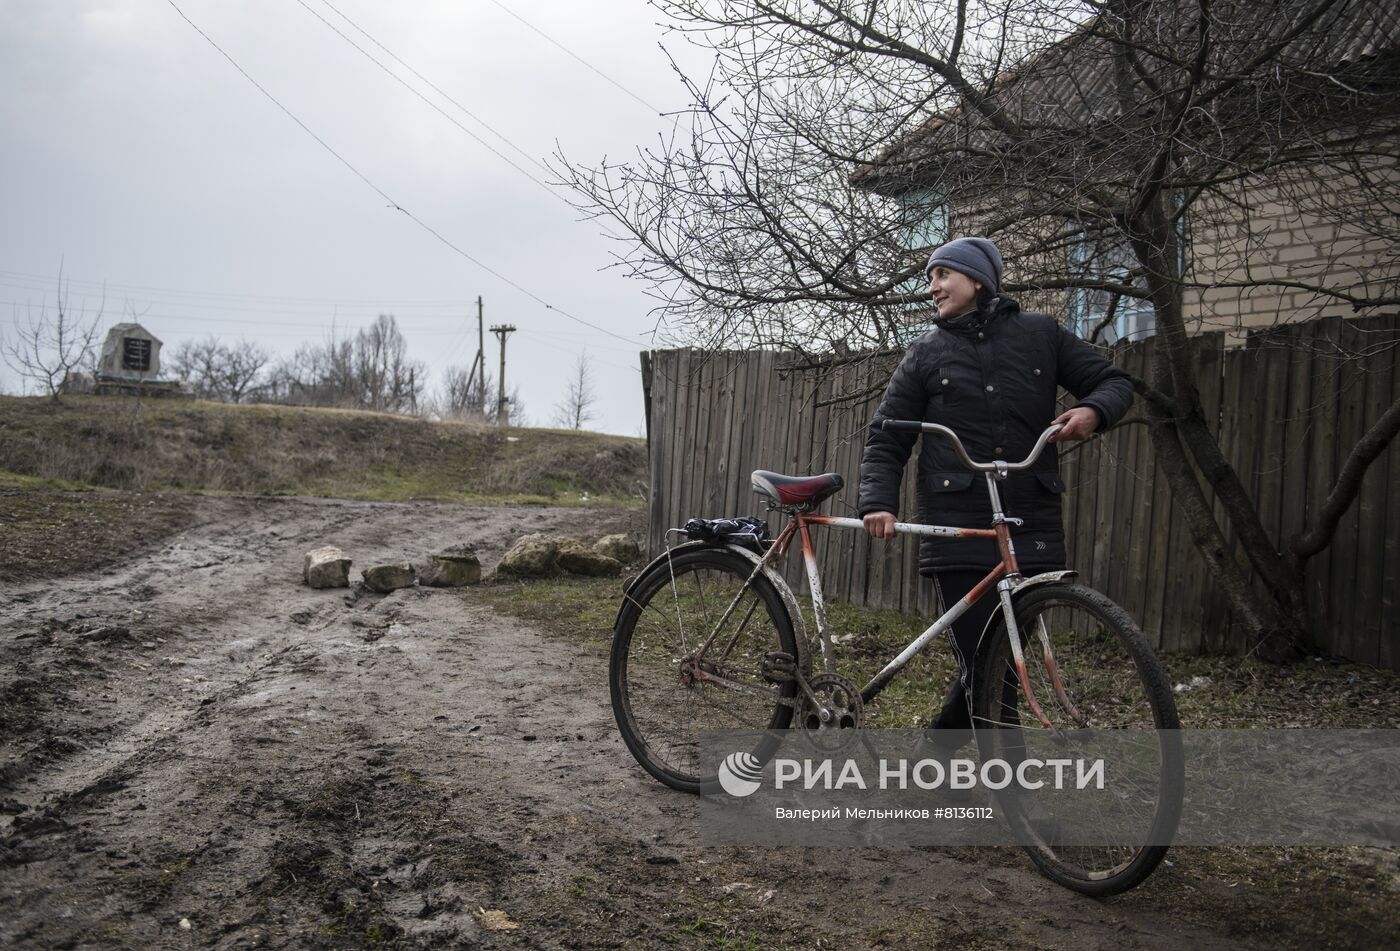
[612,550,797,789]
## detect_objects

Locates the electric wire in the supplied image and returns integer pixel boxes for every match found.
[291,0,562,201]
[486,0,663,115]
[301,0,647,267]
[164,0,642,348]
[0,279,473,320]
[3,275,646,356]
[2,297,638,363]
[0,268,477,308]
[316,0,554,175]
[305,0,676,278]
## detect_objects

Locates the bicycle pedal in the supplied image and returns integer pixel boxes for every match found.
[761,651,797,683]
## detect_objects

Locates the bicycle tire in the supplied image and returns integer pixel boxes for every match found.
[610,545,799,794]
[970,582,1183,897]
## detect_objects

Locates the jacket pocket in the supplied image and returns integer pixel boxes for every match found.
[929,470,976,492]
[1035,471,1066,493]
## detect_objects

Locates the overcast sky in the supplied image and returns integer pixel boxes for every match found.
[0,0,711,435]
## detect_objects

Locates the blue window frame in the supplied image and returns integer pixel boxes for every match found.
[1065,233,1158,344]
[894,190,948,343]
[1065,205,1185,344]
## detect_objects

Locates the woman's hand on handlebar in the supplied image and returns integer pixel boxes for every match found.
[863,511,897,539]
[1049,406,1100,442]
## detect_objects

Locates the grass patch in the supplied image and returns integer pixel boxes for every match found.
[476,573,1400,730]
[476,575,958,725]
[1127,842,1400,949]
[0,470,90,491]
[476,576,954,726]
[1153,651,1400,729]
[800,598,960,727]
[0,476,195,583]
[0,395,646,505]
[474,575,624,652]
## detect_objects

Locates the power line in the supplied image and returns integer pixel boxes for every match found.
[316,0,554,177]
[0,279,475,320]
[164,0,642,347]
[521,332,641,375]
[0,297,502,338]
[292,0,562,202]
[0,268,478,308]
[486,0,663,115]
[0,277,635,347]
[305,0,656,258]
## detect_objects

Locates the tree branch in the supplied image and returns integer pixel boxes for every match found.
[1289,392,1400,563]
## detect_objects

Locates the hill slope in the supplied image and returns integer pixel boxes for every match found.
[0,396,647,504]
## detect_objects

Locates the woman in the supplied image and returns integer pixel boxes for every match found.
[857,236,1133,749]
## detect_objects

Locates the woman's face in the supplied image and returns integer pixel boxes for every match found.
[927,266,981,317]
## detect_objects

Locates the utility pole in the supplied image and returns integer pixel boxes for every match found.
[489,323,516,427]
[463,296,486,418]
[476,296,486,413]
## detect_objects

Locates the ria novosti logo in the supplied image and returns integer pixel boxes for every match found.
[717,752,764,797]
[715,750,1107,797]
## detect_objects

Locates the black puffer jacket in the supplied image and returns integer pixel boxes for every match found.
[857,297,1133,574]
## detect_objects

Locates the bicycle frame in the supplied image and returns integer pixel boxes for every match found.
[683,423,1082,732]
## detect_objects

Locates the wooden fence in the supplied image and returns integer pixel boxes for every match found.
[640,314,1400,669]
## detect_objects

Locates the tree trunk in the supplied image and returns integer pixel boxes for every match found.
[1131,198,1309,659]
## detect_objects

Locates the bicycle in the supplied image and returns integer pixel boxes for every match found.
[609,420,1184,896]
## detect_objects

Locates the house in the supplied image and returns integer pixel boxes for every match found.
[851,0,1400,345]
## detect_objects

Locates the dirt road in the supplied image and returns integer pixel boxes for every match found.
[0,498,1366,948]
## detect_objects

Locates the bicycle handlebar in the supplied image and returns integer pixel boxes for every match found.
[880,420,1065,472]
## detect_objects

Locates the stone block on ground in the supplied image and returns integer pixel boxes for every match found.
[593,534,639,564]
[497,534,560,578]
[421,545,482,587]
[362,562,416,593]
[558,538,623,577]
[304,546,352,589]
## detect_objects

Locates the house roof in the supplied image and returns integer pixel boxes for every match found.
[851,0,1400,196]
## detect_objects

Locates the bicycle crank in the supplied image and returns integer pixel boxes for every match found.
[797,672,865,732]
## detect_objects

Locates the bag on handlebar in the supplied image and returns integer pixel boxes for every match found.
[682,516,772,554]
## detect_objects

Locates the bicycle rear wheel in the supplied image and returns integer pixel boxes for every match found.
[970,582,1183,896]
[610,545,799,794]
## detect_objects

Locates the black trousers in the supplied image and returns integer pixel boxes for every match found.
[928,570,1002,736]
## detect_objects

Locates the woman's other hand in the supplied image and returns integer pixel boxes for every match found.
[863,511,897,538]
[1049,406,1101,442]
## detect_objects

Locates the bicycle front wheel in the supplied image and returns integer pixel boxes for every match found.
[971,582,1183,897]
[610,546,799,794]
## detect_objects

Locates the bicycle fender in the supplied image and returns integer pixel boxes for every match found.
[617,541,811,671]
[978,570,1080,642]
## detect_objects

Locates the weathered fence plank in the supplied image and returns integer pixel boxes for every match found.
[1191,334,1228,655]
[1381,314,1400,673]
[1302,319,1343,657]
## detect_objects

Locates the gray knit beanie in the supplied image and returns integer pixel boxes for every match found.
[924,237,1004,293]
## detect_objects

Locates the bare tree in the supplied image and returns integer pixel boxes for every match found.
[264,316,425,413]
[354,314,424,413]
[1,268,103,401]
[435,364,525,425]
[440,363,480,419]
[553,352,599,430]
[561,0,1400,658]
[438,364,491,421]
[170,336,271,403]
